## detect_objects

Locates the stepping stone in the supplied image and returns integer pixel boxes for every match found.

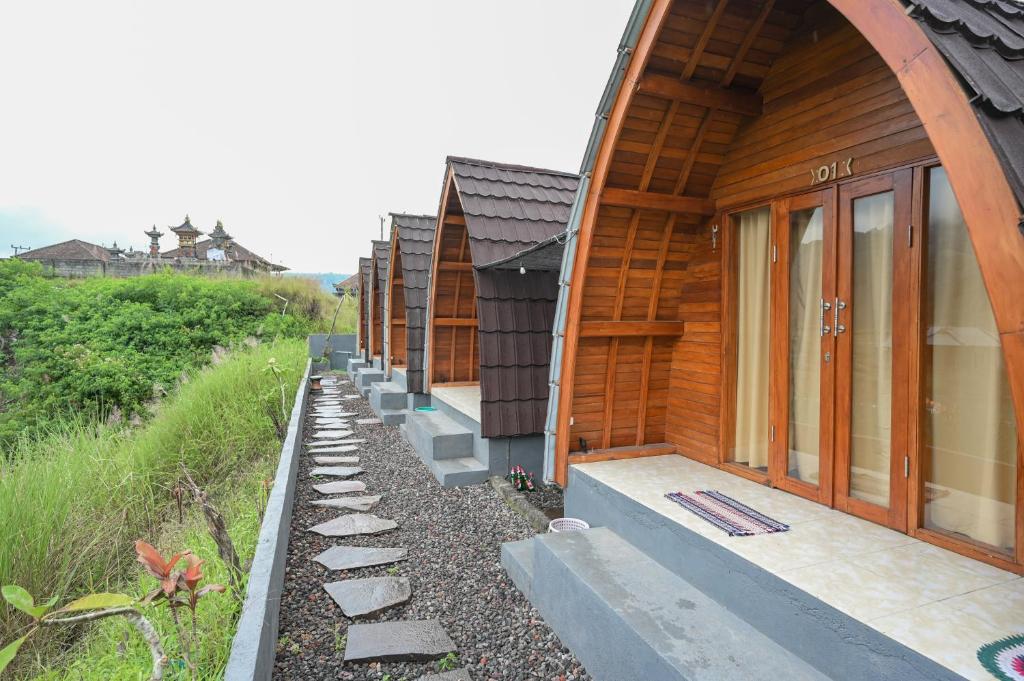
[311,495,381,511]
[317,413,356,420]
[314,430,354,438]
[418,671,472,681]
[314,545,407,570]
[313,456,360,465]
[314,421,350,428]
[310,466,363,478]
[309,513,397,537]
[305,439,354,448]
[324,576,411,618]
[308,445,360,454]
[356,418,382,425]
[342,395,360,399]
[314,480,366,495]
[343,620,455,662]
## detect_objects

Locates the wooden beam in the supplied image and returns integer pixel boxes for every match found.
[444,214,466,225]
[682,0,729,81]
[637,73,762,117]
[568,443,677,465]
[640,100,680,189]
[581,321,686,337]
[722,0,774,88]
[673,109,716,196]
[438,261,473,272]
[601,187,716,215]
[434,317,478,327]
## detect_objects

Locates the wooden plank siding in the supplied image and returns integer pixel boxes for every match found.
[387,246,407,371]
[560,0,939,475]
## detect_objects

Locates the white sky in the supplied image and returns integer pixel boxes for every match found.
[0,1,634,273]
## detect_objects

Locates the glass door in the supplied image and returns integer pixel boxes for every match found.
[770,191,836,505]
[833,171,912,531]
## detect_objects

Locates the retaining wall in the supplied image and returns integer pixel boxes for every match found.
[224,359,311,680]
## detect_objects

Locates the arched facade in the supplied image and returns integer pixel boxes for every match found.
[385,213,436,393]
[368,240,390,362]
[553,0,1024,572]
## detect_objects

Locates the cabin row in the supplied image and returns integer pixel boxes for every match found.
[348,1,1024,678]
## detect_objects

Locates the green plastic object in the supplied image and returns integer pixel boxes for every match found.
[415,406,437,412]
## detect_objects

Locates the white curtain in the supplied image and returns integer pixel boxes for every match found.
[733,207,771,469]
[923,167,1017,552]
[849,192,895,507]
[788,208,824,484]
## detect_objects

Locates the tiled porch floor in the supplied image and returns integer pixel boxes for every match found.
[574,455,1022,681]
[431,385,481,423]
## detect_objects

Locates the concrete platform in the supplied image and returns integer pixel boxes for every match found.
[346,357,368,374]
[512,457,974,681]
[400,409,486,487]
[505,528,829,681]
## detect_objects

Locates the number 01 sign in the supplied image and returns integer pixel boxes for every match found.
[810,157,854,185]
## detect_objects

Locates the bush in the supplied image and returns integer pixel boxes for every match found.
[0,263,329,445]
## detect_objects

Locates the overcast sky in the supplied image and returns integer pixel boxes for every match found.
[0,1,634,274]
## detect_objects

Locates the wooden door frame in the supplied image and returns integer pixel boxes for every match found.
[770,189,837,506]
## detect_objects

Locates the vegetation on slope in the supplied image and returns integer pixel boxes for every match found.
[0,339,307,678]
[0,260,344,445]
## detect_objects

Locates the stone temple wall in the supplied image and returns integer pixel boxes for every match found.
[26,259,262,279]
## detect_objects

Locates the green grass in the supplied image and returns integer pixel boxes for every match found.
[0,339,307,678]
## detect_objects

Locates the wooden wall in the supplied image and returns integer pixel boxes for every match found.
[563,0,936,468]
[389,249,407,369]
[429,203,479,385]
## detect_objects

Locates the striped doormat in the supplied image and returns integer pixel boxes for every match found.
[665,490,790,537]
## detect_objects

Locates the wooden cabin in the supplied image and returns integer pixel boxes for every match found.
[548,0,1024,576]
[367,240,390,365]
[357,256,372,362]
[385,213,437,394]
[427,156,579,438]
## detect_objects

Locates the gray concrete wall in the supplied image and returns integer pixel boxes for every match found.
[307,333,357,358]
[224,360,311,681]
[565,467,964,681]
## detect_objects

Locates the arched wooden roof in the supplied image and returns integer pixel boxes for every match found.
[428,157,580,437]
[548,0,1024,485]
[386,213,436,393]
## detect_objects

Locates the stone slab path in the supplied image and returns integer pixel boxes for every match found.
[313,430,353,438]
[311,495,381,512]
[309,466,363,478]
[308,513,397,537]
[324,576,411,617]
[343,620,456,663]
[313,545,407,571]
[312,456,360,465]
[276,372,586,680]
[313,480,366,495]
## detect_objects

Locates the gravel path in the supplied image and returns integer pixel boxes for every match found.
[274,375,590,681]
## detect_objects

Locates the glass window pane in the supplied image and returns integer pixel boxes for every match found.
[923,167,1017,553]
[731,206,771,471]
[788,207,823,485]
[850,192,894,506]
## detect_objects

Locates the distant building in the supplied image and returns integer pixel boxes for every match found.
[333,272,361,298]
[15,216,287,278]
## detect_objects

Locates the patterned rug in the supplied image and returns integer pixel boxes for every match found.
[665,490,790,537]
[978,634,1024,681]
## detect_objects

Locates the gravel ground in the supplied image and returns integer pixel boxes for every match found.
[515,483,564,522]
[274,374,590,681]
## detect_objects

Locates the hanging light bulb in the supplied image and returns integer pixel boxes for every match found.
[519,262,526,275]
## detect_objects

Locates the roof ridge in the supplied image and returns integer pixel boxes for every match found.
[446,155,579,179]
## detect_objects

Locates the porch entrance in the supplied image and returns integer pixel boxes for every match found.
[725,164,1017,565]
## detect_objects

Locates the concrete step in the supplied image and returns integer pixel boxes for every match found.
[403,409,473,461]
[370,381,408,413]
[379,409,407,426]
[356,368,385,389]
[511,527,831,681]
[500,538,535,600]
[430,456,489,487]
[346,357,368,374]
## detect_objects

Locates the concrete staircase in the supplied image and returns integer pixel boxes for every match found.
[400,409,488,486]
[369,381,409,425]
[346,357,368,375]
[502,528,831,681]
[353,364,385,398]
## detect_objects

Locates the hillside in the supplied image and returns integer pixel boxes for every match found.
[285,271,352,294]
